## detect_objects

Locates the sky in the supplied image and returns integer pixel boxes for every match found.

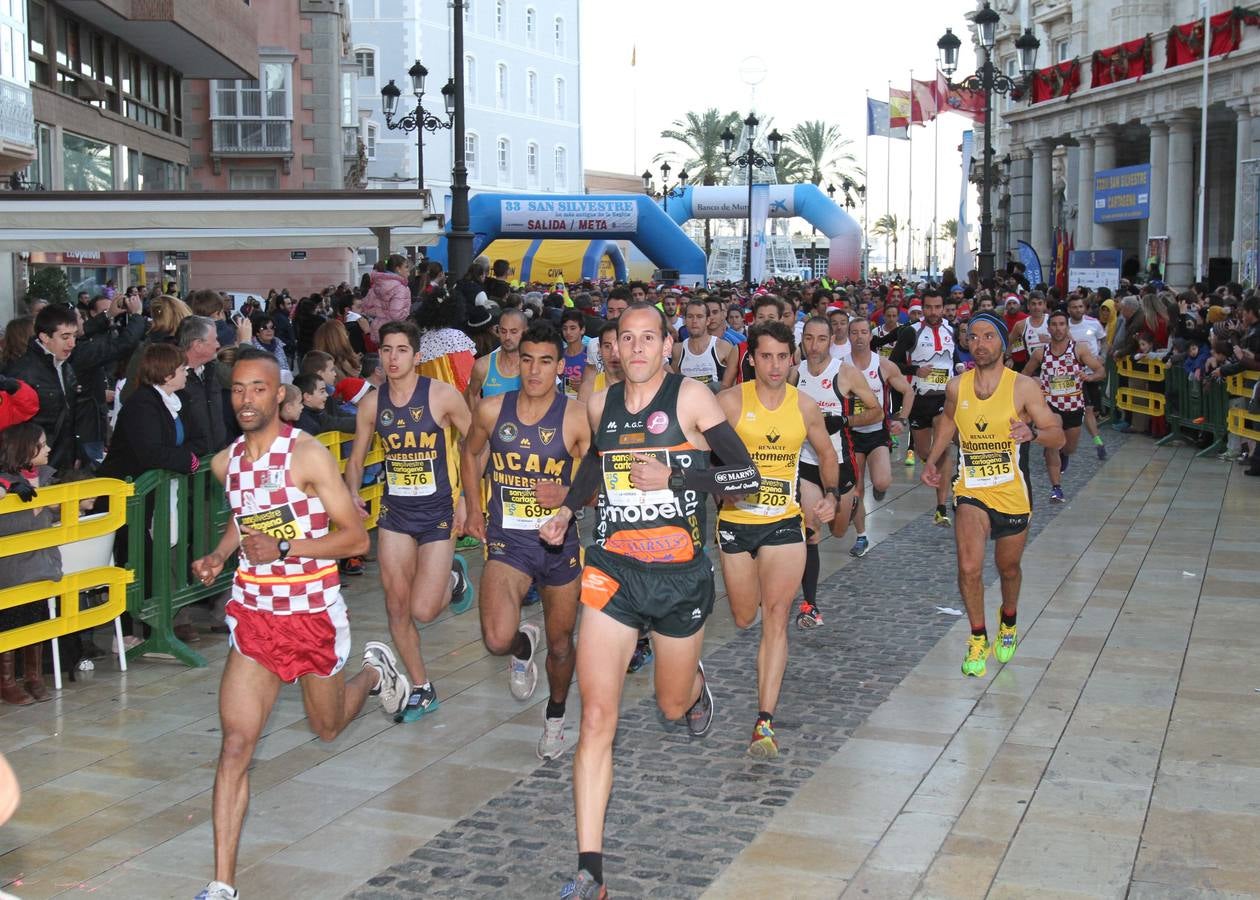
[578,0,990,269]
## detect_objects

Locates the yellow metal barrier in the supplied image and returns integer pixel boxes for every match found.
[1227,407,1260,442]
[0,479,135,654]
[316,431,385,529]
[1116,355,1167,383]
[1116,387,1166,418]
[1225,370,1260,399]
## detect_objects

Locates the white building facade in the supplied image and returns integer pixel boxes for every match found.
[982,0,1260,287]
[349,0,581,204]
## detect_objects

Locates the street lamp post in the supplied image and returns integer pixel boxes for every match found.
[380,61,455,192]
[641,162,688,212]
[937,2,1039,283]
[721,113,782,285]
[840,176,867,279]
[447,0,474,283]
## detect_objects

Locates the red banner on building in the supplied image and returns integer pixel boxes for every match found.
[1091,36,1152,88]
[1166,6,1260,68]
[1030,59,1082,104]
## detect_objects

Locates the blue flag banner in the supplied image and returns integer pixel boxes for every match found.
[867,99,890,138]
[1016,240,1043,288]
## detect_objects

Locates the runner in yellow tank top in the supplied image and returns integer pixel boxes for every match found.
[717,322,841,759]
[921,313,1064,679]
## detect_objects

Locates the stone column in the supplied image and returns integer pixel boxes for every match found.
[1092,131,1117,249]
[1075,134,1094,250]
[1232,104,1253,276]
[1030,140,1054,265]
[1147,122,1169,240]
[1166,116,1196,287]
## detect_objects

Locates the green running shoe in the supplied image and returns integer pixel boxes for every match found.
[994,621,1018,663]
[962,633,991,677]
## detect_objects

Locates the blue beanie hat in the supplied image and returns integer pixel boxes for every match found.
[968,311,1009,351]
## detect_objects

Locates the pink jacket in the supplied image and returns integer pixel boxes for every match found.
[361,270,412,341]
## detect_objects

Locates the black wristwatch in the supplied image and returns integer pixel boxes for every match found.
[667,466,686,492]
[826,486,844,499]
[276,539,291,560]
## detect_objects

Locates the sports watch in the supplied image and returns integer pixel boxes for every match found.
[667,466,687,492]
[276,539,292,560]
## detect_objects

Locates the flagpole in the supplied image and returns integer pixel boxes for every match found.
[907,70,914,276]
[1194,0,1209,281]
[932,108,940,280]
[864,90,871,281]
[886,80,892,275]
[631,45,638,174]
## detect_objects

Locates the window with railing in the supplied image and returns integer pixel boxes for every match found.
[526,141,538,183]
[495,0,505,38]
[553,144,566,188]
[365,121,377,159]
[497,137,509,180]
[465,54,477,104]
[211,60,292,154]
[526,70,537,114]
[496,62,507,108]
[554,76,565,119]
[466,132,479,180]
[525,7,536,47]
[554,16,564,55]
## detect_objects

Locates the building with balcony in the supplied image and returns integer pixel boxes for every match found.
[982,0,1260,286]
[350,0,581,218]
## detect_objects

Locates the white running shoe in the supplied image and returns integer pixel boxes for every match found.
[508,622,541,700]
[195,882,238,900]
[363,641,410,717]
[537,713,569,761]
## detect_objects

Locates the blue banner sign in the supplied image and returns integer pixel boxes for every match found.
[1068,249,1124,292]
[1094,164,1151,223]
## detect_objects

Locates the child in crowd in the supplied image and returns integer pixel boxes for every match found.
[279,384,303,424]
[1183,337,1210,379]
[292,375,354,436]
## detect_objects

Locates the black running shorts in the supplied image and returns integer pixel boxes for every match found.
[852,426,892,457]
[1056,408,1084,430]
[909,392,947,431]
[579,544,715,638]
[955,496,1030,540]
[1083,380,1102,411]
[716,514,804,557]
[799,461,857,496]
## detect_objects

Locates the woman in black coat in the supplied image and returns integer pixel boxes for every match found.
[102,343,200,481]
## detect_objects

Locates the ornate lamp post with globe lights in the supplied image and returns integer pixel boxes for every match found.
[720,113,782,285]
[642,162,688,212]
[379,61,455,192]
[936,2,1039,282]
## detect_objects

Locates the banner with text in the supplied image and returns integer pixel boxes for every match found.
[1093,164,1151,223]
[500,199,639,234]
[1068,249,1124,292]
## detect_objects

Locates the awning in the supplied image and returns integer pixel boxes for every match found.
[0,189,443,252]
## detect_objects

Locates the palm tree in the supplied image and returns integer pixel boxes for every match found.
[939,219,958,242]
[873,213,900,274]
[656,109,742,255]
[784,120,862,187]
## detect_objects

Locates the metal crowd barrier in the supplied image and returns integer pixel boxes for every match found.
[1158,367,1230,457]
[1225,370,1260,442]
[1115,356,1167,418]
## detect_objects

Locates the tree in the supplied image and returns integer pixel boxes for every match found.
[939,219,958,242]
[656,108,742,256]
[873,213,900,273]
[27,267,70,306]
[784,120,861,187]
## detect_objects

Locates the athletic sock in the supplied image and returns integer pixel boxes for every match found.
[802,542,820,604]
[578,852,603,885]
[448,569,462,595]
[510,629,533,660]
[546,698,566,720]
[856,531,867,540]
[1093,434,1104,446]
[1000,610,1017,628]
[937,503,947,515]
[971,625,988,639]
[757,710,773,724]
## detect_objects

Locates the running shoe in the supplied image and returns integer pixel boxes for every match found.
[849,536,870,557]
[994,621,1018,664]
[627,635,653,673]
[537,713,569,761]
[685,661,714,738]
[397,683,440,723]
[934,509,952,527]
[456,535,481,550]
[560,870,607,899]
[363,641,410,717]
[796,601,823,629]
[509,622,541,701]
[522,582,542,606]
[890,434,900,449]
[872,487,887,501]
[1096,442,1107,460]
[195,882,238,900]
[339,556,364,576]
[961,634,991,677]
[1059,452,1070,474]
[747,716,779,760]
[449,555,475,615]
[904,449,916,466]
[1049,485,1065,503]
[1219,449,1241,461]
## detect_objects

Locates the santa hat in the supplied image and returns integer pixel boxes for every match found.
[1004,294,1022,305]
[908,303,924,313]
[334,377,372,405]
[957,303,972,318]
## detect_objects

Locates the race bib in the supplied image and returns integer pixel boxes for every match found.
[963,450,1015,489]
[925,367,950,385]
[500,485,554,531]
[1048,375,1079,397]
[386,458,435,497]
[602,450,674,507]
[878,345,893,358]
[236,504,302,541]
[735,477,793,516]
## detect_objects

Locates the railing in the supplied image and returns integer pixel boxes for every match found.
[0,81,35,149]
[1158,366,1230,457]
[211,119,292,154]
[1114,355,1167,418]
[1225,370,1260,442]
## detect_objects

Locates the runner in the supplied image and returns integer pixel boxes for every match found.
[921,312,1064,678]
[735,294,787,383]
[670,298,735,391]
[585,287,630,374]
[717,321,844,759]
[844,316,914,557]
[827,306,853,363]
[1008,292,1050,370]
[1066,295,1109,459]
[577,321,622,403]
[467,308,527,405]
[343,321,474,722]
[540,302,760,898]
[1022,308,1106,502]
[461,322,589,760]
[560,309,588,398]
[192,350,409,900]
[791,317,884,627]
[890,291,959,524]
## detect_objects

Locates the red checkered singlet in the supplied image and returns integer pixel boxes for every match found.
[1039,342,1086,413]
[226,424,341,614]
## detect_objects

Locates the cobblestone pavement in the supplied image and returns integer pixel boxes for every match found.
[349,435,1128,899]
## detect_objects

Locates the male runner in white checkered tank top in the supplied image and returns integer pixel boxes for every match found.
[191,349,410,900]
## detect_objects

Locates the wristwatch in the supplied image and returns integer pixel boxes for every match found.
[276,539,291,560]
[826,486,844,500]
[667,466,687,492]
